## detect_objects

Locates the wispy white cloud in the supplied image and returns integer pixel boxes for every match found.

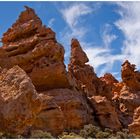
[102,24,117,48]
[58,3,95,64]
[59,3,93,43]
[84,23,123,76]
[60,3,93,29]
[48,18,55,27]
[58,3,124,78]
[115,2,140,70]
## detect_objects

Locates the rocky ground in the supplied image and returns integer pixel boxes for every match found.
[0,6,140,138]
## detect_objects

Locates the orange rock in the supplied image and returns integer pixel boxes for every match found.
[121,60,140,90]
[68,39,113,99]
[89,96,121,130]
[100,73,118,87]
[32,89,93,135]
[0,66,41,134]
[112,60,140,128]
[0,6,70,90]
[129,106,140,135]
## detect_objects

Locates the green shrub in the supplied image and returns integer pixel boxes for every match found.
[95,131,110,138]
[0,132,23,139]
[0,124,138,139]
[30,130,54,139]
[79,124,101,138]
[58,132,83,139]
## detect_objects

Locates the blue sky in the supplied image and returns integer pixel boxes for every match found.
[0,2,140,80]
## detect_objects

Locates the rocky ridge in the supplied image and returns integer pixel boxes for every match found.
[0,6,139,136]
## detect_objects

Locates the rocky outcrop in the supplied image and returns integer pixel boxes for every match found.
[68,39,121,131]
[89,96,121,130]
[68,39,113,99]
[100,73,118,88]
[0,65,93,136]
[0,7,94,136]
[129,106,140,135]
[112,60,140,129]
[0,66,41,134]
[1,5,140,136]
[0,6,70,90]
[32,89,93,135]
[121,60,140,90]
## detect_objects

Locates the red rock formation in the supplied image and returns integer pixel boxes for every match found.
[0,6,70,90]
[2,5,140,137]
[0,7,94,135]
[112,60,140,128]
[0,65,93,136]
[33,89,93,135]
[121,60,140,90]
[0,66,41,134]
[129,106,140,135]
[100,73,118,87]
[89,96,121,130]
[68,38,113,99]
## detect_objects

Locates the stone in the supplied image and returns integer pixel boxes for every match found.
[0,6,70,90]
[68,39,113,99]
[0,66,41,134]
[32,89,93,135]
[121,60,140,90]
[100,73,118,88]
[3,5,140,137]
[89,96,121,130]
[112,60,140,128]
[129,106,140,135]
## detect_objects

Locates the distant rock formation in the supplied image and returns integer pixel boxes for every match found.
[0,6,139,136]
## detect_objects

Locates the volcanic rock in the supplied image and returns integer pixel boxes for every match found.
[0,66,41,134]
[68,38,113,99]
[32,89,93,135]
[100,73,118,88]
[0,6,70,90]
[121,60,140,90]
[2,5,140,137]
[129,106,140,135]
[89,96,121,130]
[112,60,140,128]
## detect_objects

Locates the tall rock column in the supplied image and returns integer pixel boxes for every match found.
[0,6,70,90]
[68,38,112,99]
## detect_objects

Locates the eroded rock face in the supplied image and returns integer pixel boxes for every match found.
[100,73,118,88]
[0,66,41,134]
[112,60,140,128]
[0,6,70,90]
[129,106,140,135]
[32,89,93,135]
[89,96,121,130]
[68,39,113,99]
[121,60,140,90]
[2,5,140,136]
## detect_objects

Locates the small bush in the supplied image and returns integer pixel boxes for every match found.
[79,124,101,138]
[0,124,138,139]
[58,132,83,139]
[0,132,23,139]
[30,130,54,139]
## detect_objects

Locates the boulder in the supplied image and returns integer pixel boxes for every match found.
[89,96,121,130]
[32,89,93,135]
[0,66,41,134]
[129,106,140,135]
